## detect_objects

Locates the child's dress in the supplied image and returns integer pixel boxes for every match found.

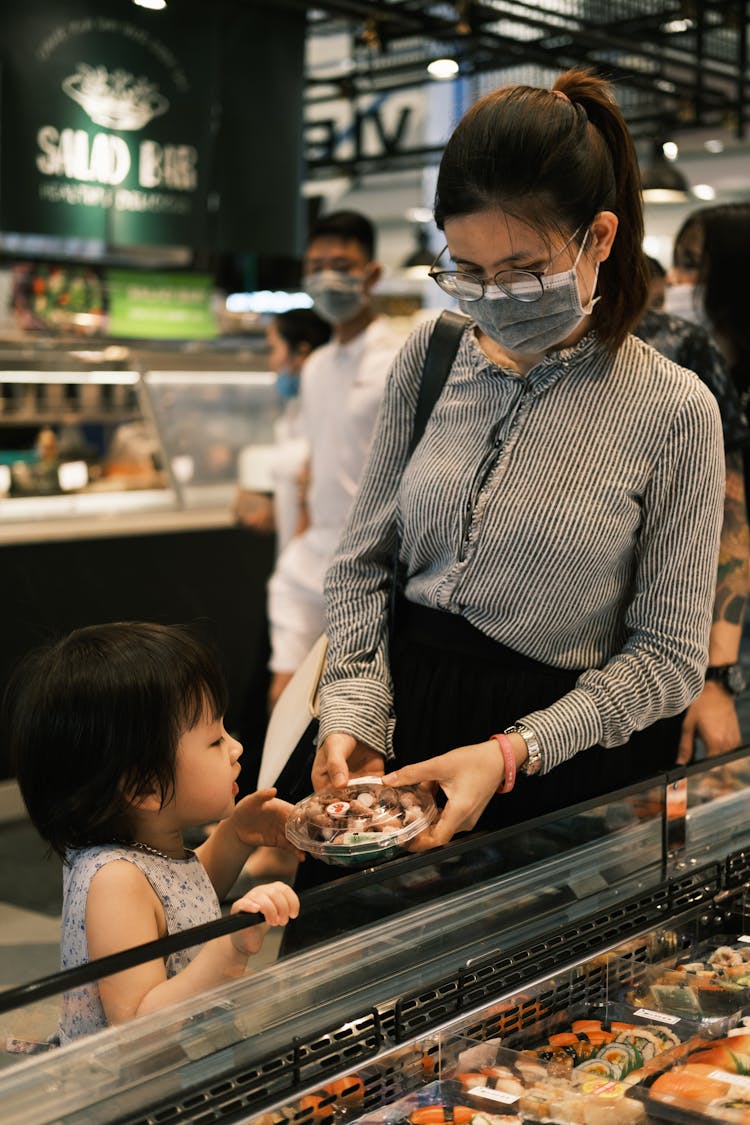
[58,844,221,1044]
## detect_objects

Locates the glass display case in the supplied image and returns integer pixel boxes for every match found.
[0,363,281,536]
[3,755,750,1125]
[141,369,280,510]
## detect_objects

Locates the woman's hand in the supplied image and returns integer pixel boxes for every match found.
[229,881,300,956]
[232,789,303,858]
[382,739,506,848]
[676,683,742,764]
[312,733,385,790]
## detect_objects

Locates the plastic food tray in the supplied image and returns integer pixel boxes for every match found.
[433,1003,707,1125]
[285,776,439,867]
[627,1030,750,1125]
[612,936,750,1027]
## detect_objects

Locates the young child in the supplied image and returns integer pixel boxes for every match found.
[6,621,301,1044]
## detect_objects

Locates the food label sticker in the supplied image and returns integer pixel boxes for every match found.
[325,801,350,816]
[709,1069,750,1091]
[580,1080,626,1099]
[739,935,750,943]
[728,1028,750,1037]
[468,1086,519,1104]
[633,1008,681,1025]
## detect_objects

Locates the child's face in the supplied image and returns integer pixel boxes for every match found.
[172,714,243,826]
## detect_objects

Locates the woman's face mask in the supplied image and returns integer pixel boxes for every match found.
[276,370,299,401]
[303,270,368,325]
[663,283,707,327]
[458,231,599,354]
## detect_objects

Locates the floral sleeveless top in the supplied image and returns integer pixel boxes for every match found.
[58,844,221,1044]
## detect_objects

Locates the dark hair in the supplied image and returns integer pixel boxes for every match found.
[678,204,750,388]
[434,68,648,351]
[274,307,331,354]
[308,209,376,261]
[5,622,228,858]
[645,255,666,280]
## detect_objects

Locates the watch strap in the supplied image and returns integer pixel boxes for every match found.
[505,722,543,776]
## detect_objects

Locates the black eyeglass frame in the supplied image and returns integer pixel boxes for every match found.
[428,224,588,304]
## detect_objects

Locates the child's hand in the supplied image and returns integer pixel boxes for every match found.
[229,881,300,955]
[232,788,304,857]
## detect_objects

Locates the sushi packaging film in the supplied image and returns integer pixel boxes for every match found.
[626,1027,750,1125]
[285,776,439,867]
[611,936,750,1028]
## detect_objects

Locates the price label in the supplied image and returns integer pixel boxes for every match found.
[633,1008,681,1025]
[468,1086,519,1105]
[709,1070,750,1092]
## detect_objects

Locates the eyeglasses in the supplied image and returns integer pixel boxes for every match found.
[429,226,586,304]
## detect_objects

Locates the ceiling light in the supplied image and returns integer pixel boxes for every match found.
[641,141,690,204]
[693,183,716,200]
[406,207,433,224]
[662,141,679,161]
[427,58,459,80]
[400,226,435,278]
[133,0,167,8]
[661,18,695,33]
[704,138,724,153]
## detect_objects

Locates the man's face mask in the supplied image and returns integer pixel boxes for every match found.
[457,230,600,354]
[303,271,368,325]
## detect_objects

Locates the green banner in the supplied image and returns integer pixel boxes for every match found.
[107,270,217,339]
[0,1,213,247]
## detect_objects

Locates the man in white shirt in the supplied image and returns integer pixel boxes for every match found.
[267,210,401,710]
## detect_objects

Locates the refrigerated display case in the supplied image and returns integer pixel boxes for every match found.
[3,748,750,1125]
[0,363,280,538]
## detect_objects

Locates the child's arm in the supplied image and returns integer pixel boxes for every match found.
[86,861,299,1025]
[197,788,302,901]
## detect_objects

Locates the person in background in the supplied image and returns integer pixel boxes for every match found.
[233,308,331,554]
[635,257,750,763]
[645,255,666,310]
[266,210,401,712]
[6,622,300,1043]
[313,70,725,849]
[668,203,750,748]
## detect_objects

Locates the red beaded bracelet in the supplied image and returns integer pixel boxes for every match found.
[491,732,517,795]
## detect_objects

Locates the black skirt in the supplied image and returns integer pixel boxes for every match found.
[390,598,681,829]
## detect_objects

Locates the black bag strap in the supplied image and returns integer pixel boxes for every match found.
[391,309,469,626]
[408,309,470,458]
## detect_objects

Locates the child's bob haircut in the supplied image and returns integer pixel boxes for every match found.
[5,622,229,858]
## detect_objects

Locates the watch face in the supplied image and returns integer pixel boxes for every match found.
[727,664,747,695]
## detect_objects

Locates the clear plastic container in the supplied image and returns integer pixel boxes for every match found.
[285,776,439,867]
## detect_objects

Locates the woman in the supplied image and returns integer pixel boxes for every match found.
[312,70,725,848]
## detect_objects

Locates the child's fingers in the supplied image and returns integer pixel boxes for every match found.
[234,882,300,927]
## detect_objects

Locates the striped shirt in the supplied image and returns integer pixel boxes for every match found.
[318,317,725,774]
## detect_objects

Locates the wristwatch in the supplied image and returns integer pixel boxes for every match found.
[504,722,543,776]
[705,663,747,696]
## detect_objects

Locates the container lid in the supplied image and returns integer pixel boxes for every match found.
[285,776,438,866]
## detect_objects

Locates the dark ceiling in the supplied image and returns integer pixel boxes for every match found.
[286,1,748,176]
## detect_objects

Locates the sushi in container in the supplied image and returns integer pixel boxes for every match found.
[627,1030,750,1125]
[616,937,750,1027]
[441,1010,701,1125]
[284,776,439,867]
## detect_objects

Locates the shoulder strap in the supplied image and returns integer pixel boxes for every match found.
[408,309,470,457]
[391,310,469,627]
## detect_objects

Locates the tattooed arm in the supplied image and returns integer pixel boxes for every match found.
[677,450,750,762]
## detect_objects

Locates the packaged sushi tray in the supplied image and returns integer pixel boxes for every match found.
[285,777,438,867]
[617,938,750,1026]
[626,1028,750,1125]
[434,1007,705,1125]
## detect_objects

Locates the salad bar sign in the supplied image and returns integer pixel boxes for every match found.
[0,4,211,246]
